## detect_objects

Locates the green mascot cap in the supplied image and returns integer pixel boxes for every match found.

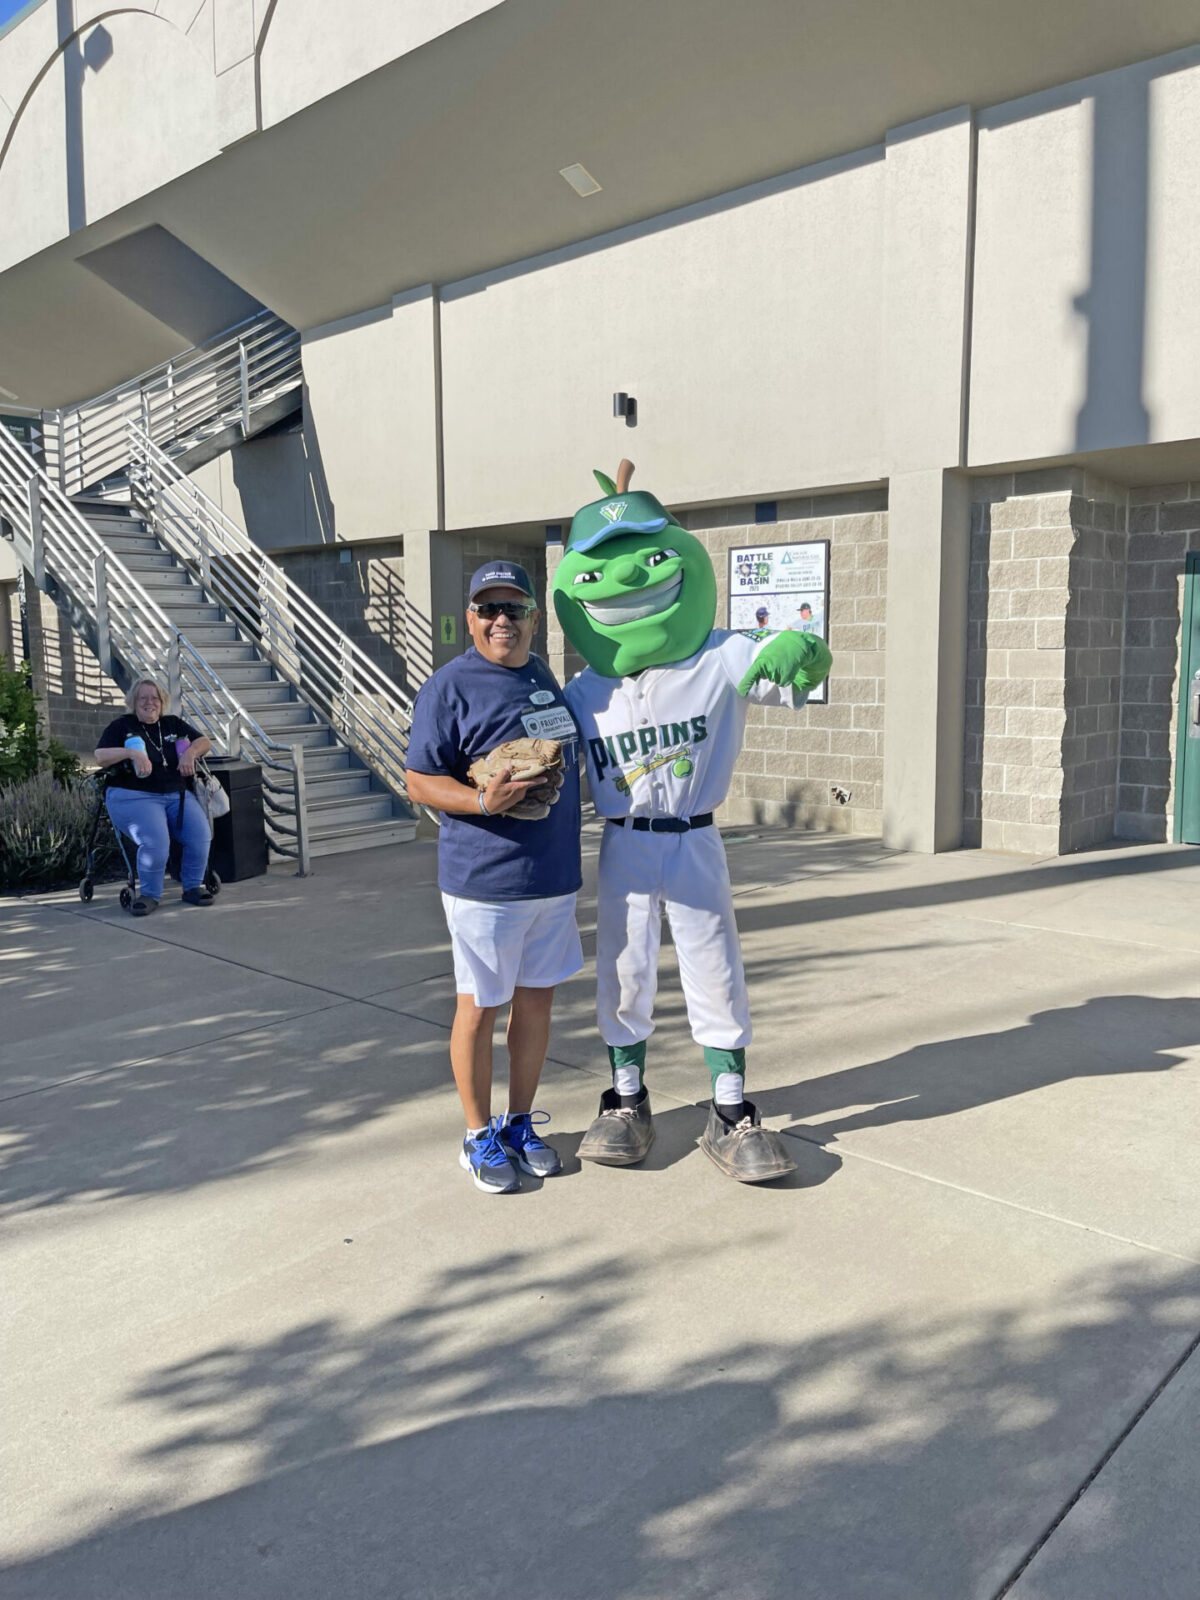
[553,461,717,679]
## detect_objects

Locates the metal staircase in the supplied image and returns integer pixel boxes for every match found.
[1,310,418,864]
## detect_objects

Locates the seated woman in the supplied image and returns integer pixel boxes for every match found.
[94,677,215,917]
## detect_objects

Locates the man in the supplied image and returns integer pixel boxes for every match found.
[406,561,583,1194]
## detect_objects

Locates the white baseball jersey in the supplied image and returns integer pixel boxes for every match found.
[564,630,801,819]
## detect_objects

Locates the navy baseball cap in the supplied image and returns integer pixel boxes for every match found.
[468,560,536,602]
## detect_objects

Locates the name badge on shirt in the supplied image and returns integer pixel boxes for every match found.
[521,704,576,740]
[529,689,555,705]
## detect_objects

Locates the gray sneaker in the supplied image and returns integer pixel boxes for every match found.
[699,1099,795,1183]
[578,1088,655,1166]
[459,1120,519,1194]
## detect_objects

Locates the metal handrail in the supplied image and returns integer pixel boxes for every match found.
[42,310,302,497]
[127,425,415,804]
[0,426,311,872]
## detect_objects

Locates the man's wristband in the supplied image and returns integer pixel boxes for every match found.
[478,790,489,816]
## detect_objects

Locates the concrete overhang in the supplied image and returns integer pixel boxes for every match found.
[2,0,1199,406]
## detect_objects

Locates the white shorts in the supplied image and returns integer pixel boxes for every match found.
[441,891,583,1008]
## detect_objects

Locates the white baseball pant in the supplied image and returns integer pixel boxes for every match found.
[595,822,752,1050]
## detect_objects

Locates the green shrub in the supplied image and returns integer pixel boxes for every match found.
[0,773,118,892]
[0,655,41,787]
[46,737,82,785]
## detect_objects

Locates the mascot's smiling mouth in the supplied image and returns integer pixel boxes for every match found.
[580,572,683,627]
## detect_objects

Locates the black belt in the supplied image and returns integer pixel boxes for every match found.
[608,813,713,833]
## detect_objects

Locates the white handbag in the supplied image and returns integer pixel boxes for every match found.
[192,759,231,821]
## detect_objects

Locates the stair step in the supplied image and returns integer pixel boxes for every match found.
[118,551,179,571]
[131,569,194,590]
[87,516,149,537]
[255,703,319,730]
[235,682,297,707]
[296,745,352,773]
[196,641,259,664]
[307,817,417,857]
[159,603,225,626]
[303,770,374,801]
[177,622,241,645]
[99,533,159,554]
[265,723,334,749]
[218,661,277,685]
[308,793,397,829]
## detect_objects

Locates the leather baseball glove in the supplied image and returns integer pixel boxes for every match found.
[467,737,565,820]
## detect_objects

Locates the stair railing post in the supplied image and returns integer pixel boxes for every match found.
[27,474,46,590]
[55,410,66,491]
[198,505,211,592]
[291,742,311,877]
[72,408,83,497]
[238,340,250,436]
[225,712,240,760]
[93,550,113,677]
[167,633,182,712]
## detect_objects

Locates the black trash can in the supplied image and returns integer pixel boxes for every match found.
[205,758,268,882]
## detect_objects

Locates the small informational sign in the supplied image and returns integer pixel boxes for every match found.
[728,539,830,703]
[439,615,457,646]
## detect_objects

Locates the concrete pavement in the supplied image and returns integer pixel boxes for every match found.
[3,826,1200,1599]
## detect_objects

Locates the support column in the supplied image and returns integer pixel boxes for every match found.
[883,470,971,850]
[880,105,976,850]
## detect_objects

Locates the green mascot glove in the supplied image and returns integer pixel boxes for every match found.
[736,630,832,697]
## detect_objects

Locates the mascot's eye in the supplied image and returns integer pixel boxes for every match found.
[646,548,679,568]
[572,570,602,585]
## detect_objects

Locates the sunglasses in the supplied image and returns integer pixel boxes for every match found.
[470,601,537,621]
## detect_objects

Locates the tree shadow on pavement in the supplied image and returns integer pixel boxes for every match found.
[4,1246,1199,1600]
[755,995,1200,1163]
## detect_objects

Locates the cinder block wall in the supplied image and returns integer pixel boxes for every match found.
[26,589,123,754]
[548,491,888,837]
[965,472,1126,853]
[1118,483,1200,839]
[965,471,1200,852]
[275,542,408,688]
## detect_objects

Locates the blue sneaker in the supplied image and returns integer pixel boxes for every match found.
[459,1120,519,1194]
[498,1111,563,1178]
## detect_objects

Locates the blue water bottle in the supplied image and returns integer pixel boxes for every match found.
[124,734,147,774]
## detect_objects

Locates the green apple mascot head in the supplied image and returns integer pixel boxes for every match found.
[553,461,717,678]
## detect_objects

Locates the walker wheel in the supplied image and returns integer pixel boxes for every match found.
[205,870,222,897]
[78,879,93,903]
[119,886,133,911]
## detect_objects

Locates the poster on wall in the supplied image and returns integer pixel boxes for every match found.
[727,539,830,703]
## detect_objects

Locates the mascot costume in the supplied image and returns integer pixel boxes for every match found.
[556,461,832,1182]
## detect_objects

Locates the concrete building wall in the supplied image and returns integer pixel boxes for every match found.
[438,152,886,529]
[300,291,441,545]
[257,0,503,129]
[968,48,1200,466]
[0,7,220,273]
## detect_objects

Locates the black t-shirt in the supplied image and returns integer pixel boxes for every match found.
[98,713,202,794]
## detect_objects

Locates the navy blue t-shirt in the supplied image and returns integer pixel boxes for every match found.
[406,648,582,901]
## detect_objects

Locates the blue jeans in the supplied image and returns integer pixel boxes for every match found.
[106,787,212,900]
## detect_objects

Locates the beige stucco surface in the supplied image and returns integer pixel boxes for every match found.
[968,49,1200,468]
[439,153,886,528]
[300,288,440,544]
[257,0,503,128]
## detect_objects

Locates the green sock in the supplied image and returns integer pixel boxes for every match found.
[608,1042,645,1097]
[703,1046,746,1108]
